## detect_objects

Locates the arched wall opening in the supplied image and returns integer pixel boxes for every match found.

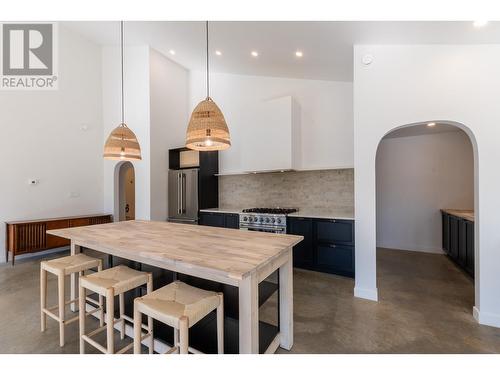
[113,161,136,222]
[374,120,480,316]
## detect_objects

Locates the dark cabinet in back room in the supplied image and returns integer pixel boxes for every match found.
[449,215,459,260]
[441,211,474,278]
[288,216,355,278]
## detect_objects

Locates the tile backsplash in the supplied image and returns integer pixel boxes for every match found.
[219,169,354,210]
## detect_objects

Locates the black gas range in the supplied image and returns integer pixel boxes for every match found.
[239,207,298,233]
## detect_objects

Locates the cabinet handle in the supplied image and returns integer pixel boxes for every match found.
[329,244,336,248]
[330,219,336,223]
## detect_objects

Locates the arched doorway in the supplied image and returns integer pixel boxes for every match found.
[114,161,135,221]
[375,120,479,318]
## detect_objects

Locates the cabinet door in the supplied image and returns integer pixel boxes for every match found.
[288,217,314,268]
[224,214,240,229]
[458,219,467,266]
[448,216,459,261]
[316,244,354,277]
[46,220,71,248]
[442,212,449,253]
[69,218,91,227]
[316,219,354,246]
[465,220,475,277]
[198,213,225,228]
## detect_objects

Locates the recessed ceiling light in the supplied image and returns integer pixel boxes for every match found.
[215,50,222,56]
[295,51,303,57]
[251,51,259,57]
[169,49,176,55]
[427,122,436,127]
[473,20,489,28]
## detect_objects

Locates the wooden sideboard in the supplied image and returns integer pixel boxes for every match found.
[5,214,112,265]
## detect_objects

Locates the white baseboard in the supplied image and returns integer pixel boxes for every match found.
[473,306,500,328]
[354,286,378,301]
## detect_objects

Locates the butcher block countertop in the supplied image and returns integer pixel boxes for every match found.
[441,209,474,222]
[47,220,303,282]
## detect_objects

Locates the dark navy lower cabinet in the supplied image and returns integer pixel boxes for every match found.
[316,219,354,246]
[199,211,239,229]
[316,243,354,277]
[199,212,225,227]
[288,216,355,278]
[288,217,314,269]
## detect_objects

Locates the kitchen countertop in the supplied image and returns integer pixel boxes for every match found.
[441,209,474,222]
[199,207,243,214]
[200,207,354,220]
[288,209,354,220]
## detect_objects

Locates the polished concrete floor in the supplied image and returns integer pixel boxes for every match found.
[1,248,500,353]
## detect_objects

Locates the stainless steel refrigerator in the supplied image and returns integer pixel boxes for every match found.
[168,169,199,223]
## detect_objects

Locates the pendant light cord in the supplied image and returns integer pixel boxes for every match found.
[120,21,125,125]
[206,20,209,99]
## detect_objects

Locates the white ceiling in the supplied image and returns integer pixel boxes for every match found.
[64,21,500,81]
[383,123,461,139]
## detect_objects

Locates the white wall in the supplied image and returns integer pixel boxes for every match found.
[149,48,189,221]
[189,71,353,173]
[102,46,151,220]
[353,45,500,328]
[0,25,104,262]
[376,131,474,253]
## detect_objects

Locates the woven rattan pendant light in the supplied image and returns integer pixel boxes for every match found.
[185,21,231,151]
[103,21,142,161]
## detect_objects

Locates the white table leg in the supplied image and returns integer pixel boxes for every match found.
[238,272,259,354]
[279,249,293,350]
[70,242,81,312]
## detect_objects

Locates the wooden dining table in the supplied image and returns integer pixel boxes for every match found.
[47,220,303,354]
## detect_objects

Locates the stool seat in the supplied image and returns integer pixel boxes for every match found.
[80,265,149,296]
[135,281,220,329]
[41,253,101,275]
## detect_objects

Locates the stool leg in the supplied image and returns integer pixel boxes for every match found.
[79,284,86,354]
[106,288,115,354]
[119,293,125,340]
[217,293,224,354]
[147,274,153,354]
[174,329,179,353]
[58,272,65,347]
[179,316,189,354]
[40,267,47,332]
[133,300,142,354]
[97,261,104,327]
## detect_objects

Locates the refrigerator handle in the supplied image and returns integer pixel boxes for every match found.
[182,173,186,214]
[177,173,182,215]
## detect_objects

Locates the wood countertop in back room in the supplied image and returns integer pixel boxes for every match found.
[441,209,474,222]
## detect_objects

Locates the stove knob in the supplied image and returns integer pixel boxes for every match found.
[259,217,264,223]
[277,218,282,224]
[271,218,275,223]
[243,216,248,221]
[265,217,270,223]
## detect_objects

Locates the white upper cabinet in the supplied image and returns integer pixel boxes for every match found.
[241,96,300,173]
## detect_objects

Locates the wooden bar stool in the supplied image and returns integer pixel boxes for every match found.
[79,265,152,354]
[40,253,104,347]
[133,281,224,354]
